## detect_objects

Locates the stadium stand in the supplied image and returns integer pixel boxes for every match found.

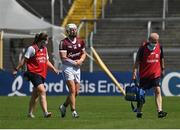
[93,20,147,48]
[61,0,107,40]
[82,0,180,71]
[105,0,162,18]
[168,0,180,17]
[2,0,180,72]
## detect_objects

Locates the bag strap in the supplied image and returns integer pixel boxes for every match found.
[131,102,137,112]
[130,79,145,112]
[129,79,139,113]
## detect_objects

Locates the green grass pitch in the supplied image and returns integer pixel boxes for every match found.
[0,96,179,129]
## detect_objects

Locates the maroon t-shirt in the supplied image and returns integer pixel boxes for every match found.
[59,37,85,60]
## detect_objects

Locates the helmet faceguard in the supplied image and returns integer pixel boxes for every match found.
[66,23,77,37]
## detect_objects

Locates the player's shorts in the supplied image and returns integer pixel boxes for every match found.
[24,71,45,88]
[62,64,80,83]
[140,77,161,90]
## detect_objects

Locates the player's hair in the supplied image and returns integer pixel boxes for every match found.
[33,32,48,44]
[33,33,39,44]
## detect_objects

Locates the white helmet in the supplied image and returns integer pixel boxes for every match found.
[66,23,77,37]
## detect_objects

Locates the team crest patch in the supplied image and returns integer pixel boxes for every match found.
[67,45,72,48]
[73,45,77,49]
[78,44,81,47]
[155,54,159,58]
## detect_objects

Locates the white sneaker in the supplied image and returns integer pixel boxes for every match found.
[59,104,66,118]
[44,112,52,118]
[72,111,79,118]
[27,113,35,118]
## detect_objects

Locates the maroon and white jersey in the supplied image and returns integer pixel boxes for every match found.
[59,37,85,60]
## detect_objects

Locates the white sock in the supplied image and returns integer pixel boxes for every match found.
[72,110,77,114]
[29,112,33,115]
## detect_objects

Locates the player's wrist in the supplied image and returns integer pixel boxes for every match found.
[78,59,83,64]
[132,69,136,74]
[14,68,18,71]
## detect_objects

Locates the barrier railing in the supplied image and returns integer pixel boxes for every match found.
[80,17,180,43]
[0,31,4,69]
[81,17,180,72]
[162,0,168,30]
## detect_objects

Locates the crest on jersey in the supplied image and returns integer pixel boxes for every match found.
[155,54,159,58]
[78,44,81,48]
[67,45,72,48]
[73,45,77,49]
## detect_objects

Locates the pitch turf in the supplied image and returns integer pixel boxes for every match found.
[0,96,179,129]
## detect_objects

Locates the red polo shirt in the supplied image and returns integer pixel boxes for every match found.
[26,45,48,79]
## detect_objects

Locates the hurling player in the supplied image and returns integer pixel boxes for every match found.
[59,23,86,118]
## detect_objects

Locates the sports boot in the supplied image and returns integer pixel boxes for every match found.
[27,113,35,118]
[59,104,66,118]
[158,111,167,118]
[44,112,52,118]
[72,111,79,118]
[136,112,143,118]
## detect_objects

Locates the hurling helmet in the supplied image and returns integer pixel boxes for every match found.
[66,23,77,37]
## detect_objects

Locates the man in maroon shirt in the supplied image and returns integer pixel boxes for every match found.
[59,23,86,118]
[132,33,167,118]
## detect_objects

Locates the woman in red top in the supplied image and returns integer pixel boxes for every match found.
[132,33,167,118]
[13,32,59,118]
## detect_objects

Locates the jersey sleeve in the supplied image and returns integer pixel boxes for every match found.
[24,46,35,59]
[136,46,144,61]
[160,45,164,59]
[45,47,49,60]
[59,40,67,52]
[81,39,86,51]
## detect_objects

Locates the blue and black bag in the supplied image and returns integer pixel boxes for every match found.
[125,80,145,112]
[125,80,145,104]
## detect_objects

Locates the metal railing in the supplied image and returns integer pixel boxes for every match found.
[80,17,180,45]
[51,0,55,24]
[0,31,4,69]
[80,16,180,72]
[78,0,169,40]
[89,32,94,72]
[162,0,168,30]
[147,21,152,40]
